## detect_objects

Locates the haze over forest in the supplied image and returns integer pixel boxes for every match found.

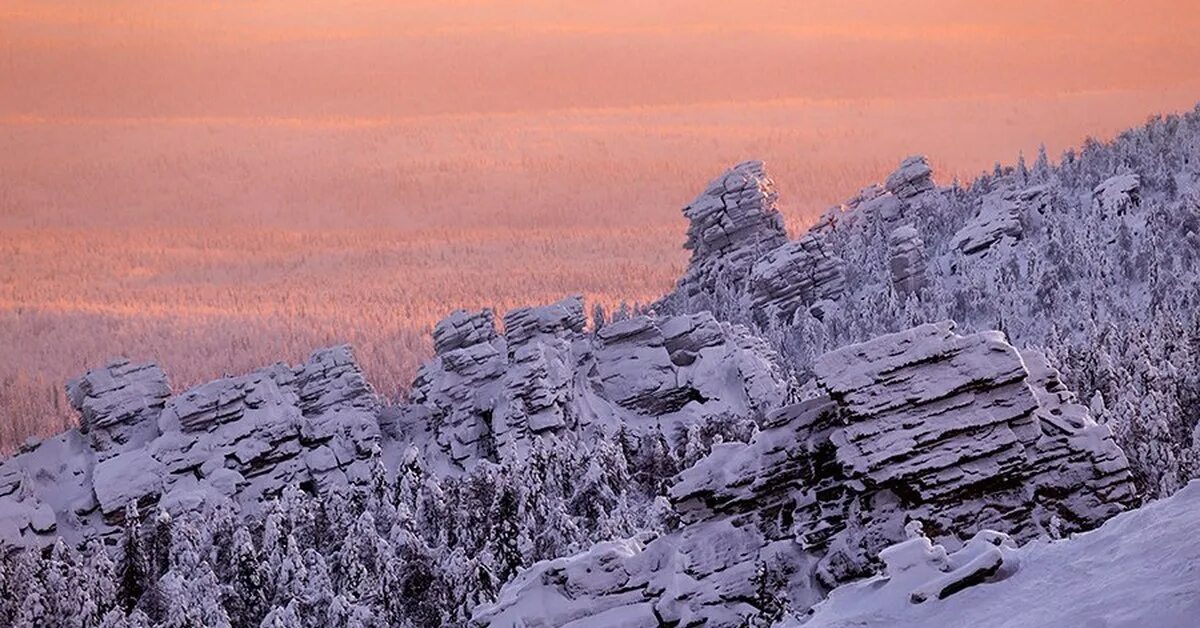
[2,1,1199,446]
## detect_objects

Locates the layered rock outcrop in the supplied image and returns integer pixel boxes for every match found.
[1094,173,1141,217]
[671,160,788,301]
[66,359,171,457]
[0,346,380,547]
[748,232,846,322]
[888,225,927,295]
[406,297,789,469]
[664,156,941,320]
[952,189,1026,254]
[475,322,1137,626]
[884,155,936,201]
[0,295,790,548]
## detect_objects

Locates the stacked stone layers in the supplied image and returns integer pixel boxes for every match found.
[952,190,1026,255]
[885,155,936,201]
[477,322,1137,626]
[748,233,846,322]
[664,156,939,322]
[673,160,788,300]
[0,346,380,547]
[888,225,927,295]
[1093,173,1141,217]
[66,359,171,456]
[409,297,789,469]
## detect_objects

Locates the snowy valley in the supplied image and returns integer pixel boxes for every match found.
[1,105,1199,627]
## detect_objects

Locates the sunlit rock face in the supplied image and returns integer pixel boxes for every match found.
[0,346,380,548]
[671,160,789,302]
[476,322,1137,626]
[885,155,936,201]
[407,296,789,470]
[662,156,937,322]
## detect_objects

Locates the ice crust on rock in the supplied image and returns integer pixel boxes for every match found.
[406,297,788,469]
[476,322,1137,626]
[804,526,1020,621]
[0,345,381,547]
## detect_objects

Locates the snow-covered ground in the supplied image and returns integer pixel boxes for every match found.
[805,481,1200,628]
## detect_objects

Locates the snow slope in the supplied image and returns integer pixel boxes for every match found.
[804,480,1200,628]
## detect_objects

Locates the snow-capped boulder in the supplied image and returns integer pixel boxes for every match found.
[480,322,1137,625]
[748,232,846,322]
[66,359,171,457]
[409,299,789,470]
[432,308,499,355]
[807,525,1019,621]
[888,225,927,294]
[1093,173,1141,217]
[952,190,1025,254]
[473,538,658,627]
[474,518,799,627]
[804,480,1200,628]
[671,160,788,301]
[885,155,935,201]
[0,346,381,547]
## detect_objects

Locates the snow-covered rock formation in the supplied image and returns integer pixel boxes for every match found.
[1093,172,1141,217]
[660,110,1200,499]
[749,232,846,322]
[660,155,939,321]
[804,479,1200,628]
[474,322,1137,625]
[0,346,381,547]
[402,296,789,470]
[887,225,927,295]
[66,359,171,458]
[671,160,789,303]
[0,298,789,548]
[884,155,936,201]
[951,189,1026,254]
[3,106,1197,628]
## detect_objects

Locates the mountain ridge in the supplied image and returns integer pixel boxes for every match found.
[1,104,1199,627]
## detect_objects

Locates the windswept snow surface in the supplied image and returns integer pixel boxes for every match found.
[804,480,1200,628]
